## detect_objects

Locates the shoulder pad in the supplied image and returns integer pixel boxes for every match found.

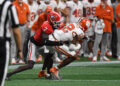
[41,21,53,34]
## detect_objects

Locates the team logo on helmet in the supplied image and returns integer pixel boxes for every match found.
[50,15,55,19]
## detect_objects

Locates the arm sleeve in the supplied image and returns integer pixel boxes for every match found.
[9,5,19,28]
[43,39,63,46]
[30,37,63,46]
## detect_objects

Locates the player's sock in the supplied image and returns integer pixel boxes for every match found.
[7,61,35,77]
[47,57,53,74]
[57,57,76,69]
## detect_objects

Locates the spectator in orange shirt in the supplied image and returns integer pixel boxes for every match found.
[13,0,30,25]
[115,0,120,60]
[11,0,30,64]
[92,0,114,62]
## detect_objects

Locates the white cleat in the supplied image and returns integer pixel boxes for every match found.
[92,56,97,62]
[18,59,25,64]
[100,56,110,61]
[117,56,120,61]
[84,53,89,57]
[11,58,16,65]
[106,51,112,57]
[88,53,93,59]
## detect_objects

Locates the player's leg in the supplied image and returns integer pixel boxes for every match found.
[92,33,102,61]
[10,32,17,64]
[38,52,54,78]
[88,37,94,59]
[100,33,110,61]
[117,28,120,60]
[50,45,77,80]
[7,60,35,79]
[0,40,10,86]
[23,28,31,62]
[6,41,36,80]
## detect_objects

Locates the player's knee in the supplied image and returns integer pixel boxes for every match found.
[28,64,34,69]
[28,60,35,69]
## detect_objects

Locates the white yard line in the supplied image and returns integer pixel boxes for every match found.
[54,79,120,82]
[9,79,120,82]
[8,61,120,69]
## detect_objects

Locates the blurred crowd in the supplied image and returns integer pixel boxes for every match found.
[9,0,120,64]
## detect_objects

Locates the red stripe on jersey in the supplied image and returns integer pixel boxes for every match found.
[28,43,32,60]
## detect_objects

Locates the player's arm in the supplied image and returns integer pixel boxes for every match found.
[30,36,64,46]
[13,27,23,58]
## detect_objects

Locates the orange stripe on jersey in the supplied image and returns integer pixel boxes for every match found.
[54,46,73,57]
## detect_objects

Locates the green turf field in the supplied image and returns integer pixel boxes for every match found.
[5,60,120,86]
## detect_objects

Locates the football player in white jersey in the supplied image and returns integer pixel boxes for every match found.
[47,17,91,80]
[36,0,46,15]
[43,0,57,11]
[82,0,100,59]
[65,0,83,23]
[54,0,67,23]
[82,0,111,59]
[26,0,38,28]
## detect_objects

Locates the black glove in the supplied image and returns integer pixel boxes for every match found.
[63,41,70,45]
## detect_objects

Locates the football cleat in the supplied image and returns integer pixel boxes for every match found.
[117,56,120,61]
[100,56,110,61]
[18,59,25,64]
[92,56,97,62]
[88,53,93,59]
[11,58,16,65]
[38,70,47,78]
[83,53,89,57]
[106,51,112,57]
[50,67,61,80]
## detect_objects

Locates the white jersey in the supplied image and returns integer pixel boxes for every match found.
[83,0,100,19]
[66,1,83,23]
[49,23,84,41]
[55,1,67,22]
[24,0,38,28]
[83,0,111,19]
[36,1,46,15]
[26,1,38,28]
[44,0,57,11]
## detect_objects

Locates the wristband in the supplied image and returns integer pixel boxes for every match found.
[18,50,22,52]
